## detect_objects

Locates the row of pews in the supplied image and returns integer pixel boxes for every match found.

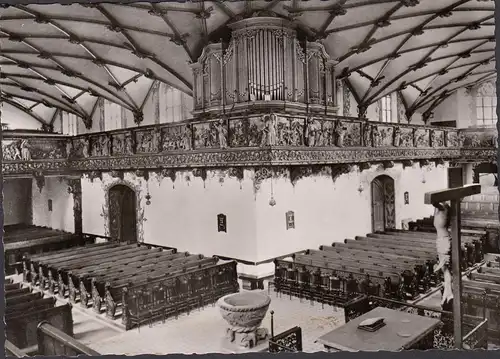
[4,224,94,275]
[273,228,486,303]
[5,278,74,355]
[463,255,500,343]
[6,322,100,357]
[21,240,240,330]
[410,216,499,254]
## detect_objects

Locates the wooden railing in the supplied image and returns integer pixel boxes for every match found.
[36,321,100,356]
[268,326,303,353]
[5,340,26,358]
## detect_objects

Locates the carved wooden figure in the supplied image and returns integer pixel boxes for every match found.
[20,140,31,160]
[424,184,481,349]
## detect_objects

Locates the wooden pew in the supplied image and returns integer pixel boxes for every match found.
[292,254,397,298]
[478,266,500,275]
[468,272,500,285]
[5,304,73,351]
[6,282,22,291]
[36,322,100,356]
[6,297,57,316]
[6,287,32,298]
[94,256,218,318]
[6,292,44,307]
[61,247,172,302]
[6,228,91,275]
[122,261,239,330]
[411,216,499,253]
[345,238,437,258]
[74,249,182,306]
[28,242,124,286]
[275,257,388,299]
[381,229,484,263]
[22,241,114,282]
[357,234,473,269]
[50,245,163,296]
[308,248,431,293]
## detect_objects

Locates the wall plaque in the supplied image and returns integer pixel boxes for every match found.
[48,199,53,212]
[404,191,409,205]
[217,213,227,233]
[286,211,295,230]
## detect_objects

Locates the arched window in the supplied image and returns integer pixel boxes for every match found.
[379,94,392,122]
[476,81,497,127]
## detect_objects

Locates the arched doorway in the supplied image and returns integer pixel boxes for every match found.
[108,184,137,243]
[371,175,396,232]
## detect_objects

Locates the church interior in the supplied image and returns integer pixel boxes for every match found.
[1,0,499,355]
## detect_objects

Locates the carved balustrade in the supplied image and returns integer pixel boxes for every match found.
[2,120,497,177]
[458,126,498,163]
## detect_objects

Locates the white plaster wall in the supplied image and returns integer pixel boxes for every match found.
[254,163,449,262]
[81,164,448,267]
[81,170,257,260]
[32,177,74,232]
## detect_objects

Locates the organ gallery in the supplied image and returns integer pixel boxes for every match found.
[1,0,499,356]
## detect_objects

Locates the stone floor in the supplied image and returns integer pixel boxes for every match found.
[88,290,344,355]
[7,259,498,354]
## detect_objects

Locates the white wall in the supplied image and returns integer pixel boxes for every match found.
[254,163,448,262]
[3,178,32,226]
[80,164,448,270]
[32,177,74,232]
[81,170,257,260]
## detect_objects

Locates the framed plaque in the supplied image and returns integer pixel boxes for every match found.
[404,191,409,205]
[286,211,295,230]
[217,213,227,233]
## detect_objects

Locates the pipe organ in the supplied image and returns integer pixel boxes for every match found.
[191,17,338,118]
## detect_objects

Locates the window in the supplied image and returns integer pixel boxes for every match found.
[104,100,124,131]
[476,82,497,127]
[160,84,192,123]
[380,95,392,123]
[62,112,78,136]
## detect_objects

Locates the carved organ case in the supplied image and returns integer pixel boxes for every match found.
[191,17,338,117]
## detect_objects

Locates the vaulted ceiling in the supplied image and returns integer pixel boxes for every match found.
[0,0,496,128]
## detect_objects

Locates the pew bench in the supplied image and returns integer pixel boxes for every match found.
[5,303,73,351]
[121,261,239,330]
[95,256,219,318]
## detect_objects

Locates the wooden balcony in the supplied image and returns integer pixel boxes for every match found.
[1,116,497,177]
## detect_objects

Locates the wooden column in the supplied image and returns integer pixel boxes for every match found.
[424,184,481,349]
[67,178,83,234]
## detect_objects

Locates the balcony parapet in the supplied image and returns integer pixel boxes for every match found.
[458,127,498,163]
[2,115,496,176]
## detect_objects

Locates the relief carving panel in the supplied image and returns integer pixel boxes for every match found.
[2,138,66,161]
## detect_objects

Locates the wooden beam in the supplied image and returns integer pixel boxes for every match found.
[424,184,481,204]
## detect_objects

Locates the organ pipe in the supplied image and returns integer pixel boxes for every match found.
[190,16,338,117]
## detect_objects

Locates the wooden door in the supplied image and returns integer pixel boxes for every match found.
[108,185,137,243]
[371,179,386,232]
[371,175,396,232]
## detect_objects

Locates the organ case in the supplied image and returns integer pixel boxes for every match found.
[191,17,338,117]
